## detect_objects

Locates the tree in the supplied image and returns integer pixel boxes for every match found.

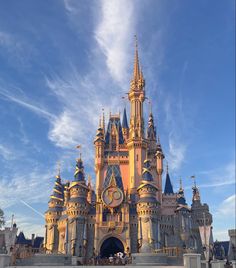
[0,208,5,228]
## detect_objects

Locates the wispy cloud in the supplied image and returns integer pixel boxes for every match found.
[44,0,138,165]
[0,87,55,121]
[0,31,35,68]
[198,161,235,189]
[213,193,236,241]
[95,0,135,85]
[0,144,15,161]
[0,168,52,209]
[164,94,187,171]
[216,194,236,217]
[162,61,193,172]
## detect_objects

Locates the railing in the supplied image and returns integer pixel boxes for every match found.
[155,247,184,256]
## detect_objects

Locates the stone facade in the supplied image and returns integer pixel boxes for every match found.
[44,41,213,261]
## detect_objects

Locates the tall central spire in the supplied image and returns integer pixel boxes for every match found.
[133,35,140,81]
[130,35,145,92]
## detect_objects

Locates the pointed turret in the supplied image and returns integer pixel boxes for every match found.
[147,113,157,141]
[192,182,201,203]
[73,157,85,182]
[156,136,165,176]
[45,172,64,253]
[48,173,64,209]
[122,107,129,129]
[176,179,189,209]
[122,107,129,141]
[94,118,105,144]
[164,165,174,194]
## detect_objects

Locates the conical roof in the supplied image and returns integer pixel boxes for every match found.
[164,170,174,194]
[122,107,129,129]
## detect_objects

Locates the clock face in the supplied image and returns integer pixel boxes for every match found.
[101,186,123,208]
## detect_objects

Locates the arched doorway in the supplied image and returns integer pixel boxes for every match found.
[100,237,124,258]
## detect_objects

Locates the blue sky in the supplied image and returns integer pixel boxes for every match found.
[0,0,235,241]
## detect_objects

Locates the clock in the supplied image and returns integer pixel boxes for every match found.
[101,185,123,208]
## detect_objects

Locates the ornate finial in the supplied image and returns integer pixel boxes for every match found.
[157,135,160,144]
[166,162,169,174]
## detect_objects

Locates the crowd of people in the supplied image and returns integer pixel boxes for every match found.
[87,252,131,265]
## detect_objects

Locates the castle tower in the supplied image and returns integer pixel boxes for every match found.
[191,180,213,258]
[45,173,64,253]
[127,38,148,194]
[94,120,105,199]
[137,158,160,253]
[66,157,89,257]
[175,180,192,248]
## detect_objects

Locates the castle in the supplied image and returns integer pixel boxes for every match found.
[44,41,213,261]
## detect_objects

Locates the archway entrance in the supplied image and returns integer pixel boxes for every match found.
[100,237,124,258]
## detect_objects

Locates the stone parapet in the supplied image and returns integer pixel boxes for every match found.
[183,253,201,268]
